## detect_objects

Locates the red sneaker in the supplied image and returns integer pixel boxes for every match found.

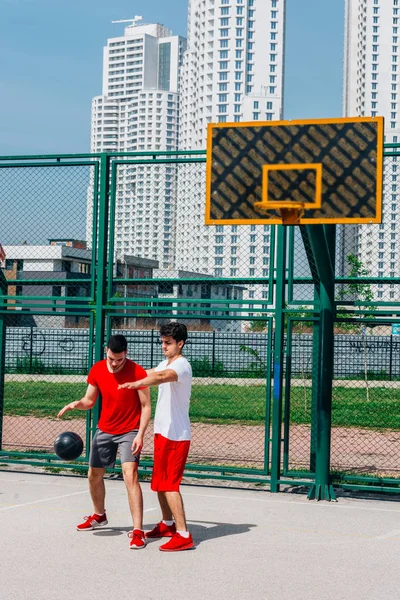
[128,529,146,549]
[76,512,108,531]
[159,532,194,552]
[145,521,176,538]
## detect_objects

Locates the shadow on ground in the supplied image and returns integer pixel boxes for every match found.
[93,520,256,546]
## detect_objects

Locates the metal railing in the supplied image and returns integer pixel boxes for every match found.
[1,148,400,496]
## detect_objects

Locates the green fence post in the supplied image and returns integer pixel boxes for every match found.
[307,224,336,501]
[309,287,320,473]
[92,153,110,429]
[270,226,287,493]
[0,272,7,450]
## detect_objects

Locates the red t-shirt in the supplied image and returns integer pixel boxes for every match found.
[87,359,147,435]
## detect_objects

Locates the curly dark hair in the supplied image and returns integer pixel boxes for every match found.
[159,322,188,346]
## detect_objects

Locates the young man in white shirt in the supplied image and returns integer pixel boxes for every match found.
[118,322,194,551]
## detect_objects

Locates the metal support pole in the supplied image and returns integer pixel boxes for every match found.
[270,226,287,493]
[92,153,110,429]
[309,286,320,473]
[0,272,7,450]
[306,225,336,501]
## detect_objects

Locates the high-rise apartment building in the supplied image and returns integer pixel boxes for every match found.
[176,0,285,308]
[87,19,187,268]
[343,0,400,300]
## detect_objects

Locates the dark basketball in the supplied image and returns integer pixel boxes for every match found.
[54,431,84,461]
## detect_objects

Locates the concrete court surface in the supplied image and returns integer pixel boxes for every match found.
[0,470,399,600]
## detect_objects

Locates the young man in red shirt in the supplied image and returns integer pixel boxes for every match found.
[119,322,193,552]
[57,334,150,549]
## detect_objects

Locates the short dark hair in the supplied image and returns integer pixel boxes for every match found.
[107,334,128,353]
[159,322,188,345]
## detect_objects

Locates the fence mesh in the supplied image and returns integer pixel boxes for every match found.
[1,151,400,488]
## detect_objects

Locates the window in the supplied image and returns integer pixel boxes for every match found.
[78,263,90,274]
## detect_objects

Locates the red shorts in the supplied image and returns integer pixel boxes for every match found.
[151,434,190,492]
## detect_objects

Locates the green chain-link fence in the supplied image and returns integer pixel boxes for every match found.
[1,148,400,493]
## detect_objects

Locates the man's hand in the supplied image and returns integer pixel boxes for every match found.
[131,434,143,455]
[118,381,140,390]
[57,402,76,419]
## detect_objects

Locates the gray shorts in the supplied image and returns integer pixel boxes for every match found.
[89,429,140,468]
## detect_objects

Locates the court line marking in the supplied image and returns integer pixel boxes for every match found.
[182,491,400,514]
[0,490,89,511]
[1,475,399,515]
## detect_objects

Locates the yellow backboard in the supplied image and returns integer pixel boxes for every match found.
[205,116,384,225]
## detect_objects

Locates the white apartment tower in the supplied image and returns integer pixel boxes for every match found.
[344,0,400,300]
[176,0,285,307]
[88,20,187,268]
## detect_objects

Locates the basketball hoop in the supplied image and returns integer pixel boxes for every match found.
[253,201,306,225]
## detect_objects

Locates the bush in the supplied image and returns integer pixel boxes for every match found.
[191,356,225,377]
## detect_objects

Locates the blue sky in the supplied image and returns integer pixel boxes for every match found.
[0,0,345,155]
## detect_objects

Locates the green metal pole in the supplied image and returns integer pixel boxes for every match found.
[264,317,273,475]
[92,153,110,429]
[307,225,336,501]
[270,226,287,493]
[0,272,7,450]
[309,286,320,474]
[282,318,292,474]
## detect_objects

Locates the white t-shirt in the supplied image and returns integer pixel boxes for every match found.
[153,356,192,441]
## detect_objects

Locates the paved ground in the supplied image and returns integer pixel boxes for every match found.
[0,470,399,600]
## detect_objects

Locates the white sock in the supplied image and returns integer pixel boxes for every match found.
[163,520,174,526]
[177,530,190,538]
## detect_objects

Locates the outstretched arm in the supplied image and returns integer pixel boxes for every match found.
[131,387,151,455]
[118,369,178,390]
[57,384,99,418]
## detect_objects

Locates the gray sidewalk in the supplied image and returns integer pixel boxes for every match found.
[0,470,399,600]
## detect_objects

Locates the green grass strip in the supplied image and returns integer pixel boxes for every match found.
[3,381,400,429]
